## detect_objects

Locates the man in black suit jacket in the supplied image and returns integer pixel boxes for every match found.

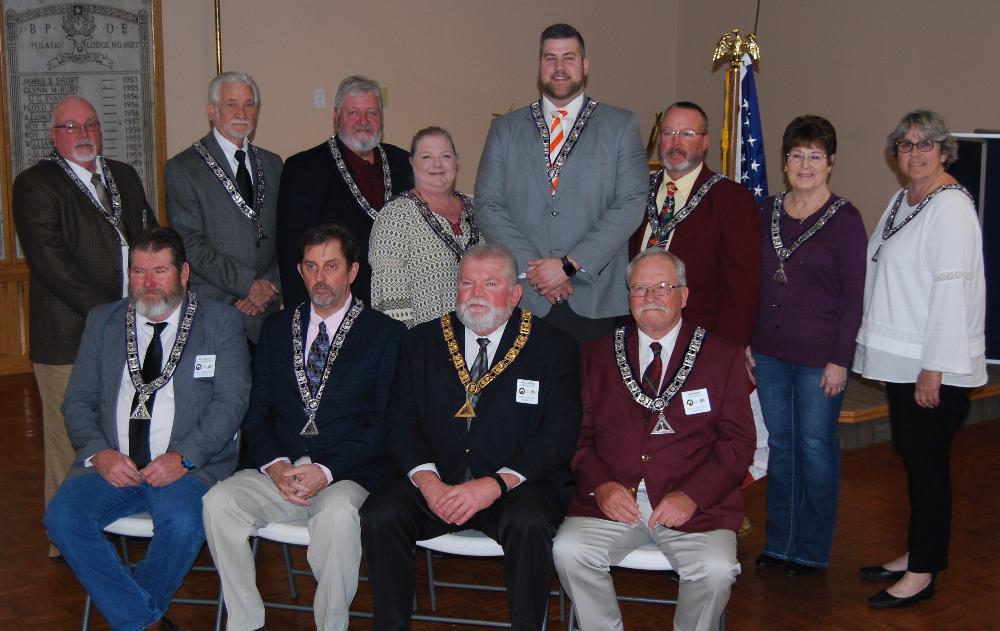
[203,224,405,631]
[276,74,413,307]
[361,244,581,631]
[13,96,154,556]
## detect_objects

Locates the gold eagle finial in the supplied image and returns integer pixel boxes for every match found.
[712,28,761,67]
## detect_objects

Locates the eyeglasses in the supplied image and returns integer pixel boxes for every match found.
[660,129,707,141]
[52,121,101,134]
[785,151,828,164]
[896,140,936,153]
[628,282,684,298]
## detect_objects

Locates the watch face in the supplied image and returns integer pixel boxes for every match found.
[182,458,195,470]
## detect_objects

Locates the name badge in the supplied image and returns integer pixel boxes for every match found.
[682,388,710,415]
[515,379,540,405]
[193,355,216,378]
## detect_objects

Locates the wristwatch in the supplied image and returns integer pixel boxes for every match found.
[560,255,577,278]
[180,456,195,470]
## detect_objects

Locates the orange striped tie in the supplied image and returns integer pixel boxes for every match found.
[549,109,568,192]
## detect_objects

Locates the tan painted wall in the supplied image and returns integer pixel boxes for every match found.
[161,0,678,192]
[677,0,1000,231]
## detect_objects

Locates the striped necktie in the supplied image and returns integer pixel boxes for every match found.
[549,109,568,192]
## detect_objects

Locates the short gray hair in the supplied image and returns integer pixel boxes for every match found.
[627,248,687,287]
[334,75,382,113]
[887,109,958,167]
[209,71,260,107]
[459,244,518,287]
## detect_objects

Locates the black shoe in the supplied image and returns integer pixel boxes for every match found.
[159,617,181,631]
[860,565,906,582]
[755,553,783,569]
[784,561,818,577]
[868,581,935,609]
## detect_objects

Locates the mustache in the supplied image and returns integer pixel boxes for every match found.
[638,303,668,313]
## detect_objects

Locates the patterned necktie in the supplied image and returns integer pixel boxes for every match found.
[469,338,490,408]
[91,172,112,212]
[306,321,331,396]
[549,109,568,192]
[129,321,167,469]
[641,341,663,397]
[234,149,255,209]
[647,181,678,249]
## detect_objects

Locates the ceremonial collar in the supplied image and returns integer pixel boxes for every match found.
[541,92,586,126]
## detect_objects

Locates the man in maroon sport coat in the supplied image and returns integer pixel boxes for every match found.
[628,101,759,346]
[553,247,756,631]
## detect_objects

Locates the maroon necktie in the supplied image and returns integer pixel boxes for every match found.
[641,342,663,396]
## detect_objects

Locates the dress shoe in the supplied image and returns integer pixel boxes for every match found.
[860,565,906,582]
[868,581,935,609]
[755,553,783,569]
[784,561,818,577]
[159,617,181,631]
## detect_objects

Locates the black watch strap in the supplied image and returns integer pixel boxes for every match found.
[561,255,577,278]
[490,473,509,500]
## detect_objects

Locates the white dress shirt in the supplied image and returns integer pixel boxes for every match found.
[635,319,682,504]
[260,297,354,485]
[542,93,586,156]
[212,127,254,186]
[67,158,129,298]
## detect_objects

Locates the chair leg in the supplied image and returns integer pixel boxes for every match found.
[118,534,131,567]
[214,575,226,631]
[81,593,92,631]
[425,548,437,612]
[281,543,299,599]
[718,608,726,631]
[567,602,577,631]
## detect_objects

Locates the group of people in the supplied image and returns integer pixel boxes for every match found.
[12,19,986,631]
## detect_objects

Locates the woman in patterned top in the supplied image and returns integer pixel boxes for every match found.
[369,127,481,328]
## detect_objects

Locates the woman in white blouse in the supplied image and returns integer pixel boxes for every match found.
[369,127,481,328]
[854,110,986,609]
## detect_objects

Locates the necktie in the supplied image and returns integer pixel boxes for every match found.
[549,109,568,192]
[306,321,331,396]
[129,321,167,469]
[234,149,255,209]
[647,181,678,249]
[641,341,663,397]
[91,172,112,213]
[463,337,491,478]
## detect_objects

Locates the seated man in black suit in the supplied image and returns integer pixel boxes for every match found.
[361,243,582,631]
[203,224,405,631]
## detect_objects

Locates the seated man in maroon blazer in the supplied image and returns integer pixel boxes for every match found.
[553,247,756,631]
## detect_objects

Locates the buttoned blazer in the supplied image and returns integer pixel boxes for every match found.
[384,308,581,504]
[242,300,405,492]
[568,320,756,532]
[13,158,154,364]
[629,166,761,345]
[61,296,251,487]
[165,133,283,343]
[475,101,648,320]
[275,141,413,308]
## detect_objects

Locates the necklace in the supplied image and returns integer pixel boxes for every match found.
[872,184,973,262]
[770,192,848,283]
[327,137,392,220]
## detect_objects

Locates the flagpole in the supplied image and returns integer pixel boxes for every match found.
[712,29,761,179]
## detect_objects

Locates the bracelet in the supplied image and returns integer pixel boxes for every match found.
[560,255,577,278]
[490,473,508,500]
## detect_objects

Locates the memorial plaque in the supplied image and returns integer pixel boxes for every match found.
[2,0,162,259]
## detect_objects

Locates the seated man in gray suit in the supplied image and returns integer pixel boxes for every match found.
[475,23,648,342]
[166,71,283,344]
[44,228,251,631]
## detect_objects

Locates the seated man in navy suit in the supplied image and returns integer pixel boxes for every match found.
[203,224,405,631]
[552,248,756,631]
[44,227,251,631]
[361,243,582,631]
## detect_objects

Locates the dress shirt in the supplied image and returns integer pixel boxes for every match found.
[635,319,682,501]
[641,162,704,251]
[409,318,524,485]
[338,136,386,209]
[212,127,253,186]
[67,158,129,298]
[113,302,182,462]
[260,297,354,485]
[542,93,586,138]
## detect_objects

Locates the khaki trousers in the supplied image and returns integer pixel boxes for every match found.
[554,515,739,631]
[33,362,76,557]
[203,469,368,631]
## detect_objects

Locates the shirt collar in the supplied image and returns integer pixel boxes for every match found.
[464,319,508,348]
[65,156,103,183]
[309,294,353,331]
[637,318,683,358]
[136,299,184,333]
[542,93,586,123]
[213,126,248,157]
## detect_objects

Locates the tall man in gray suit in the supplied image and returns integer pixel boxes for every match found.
[44,228,251,631]
[166,71,283,344]
[14,95,154,556]
[475,23,648,342]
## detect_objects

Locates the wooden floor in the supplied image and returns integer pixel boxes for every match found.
[3,371,999,631]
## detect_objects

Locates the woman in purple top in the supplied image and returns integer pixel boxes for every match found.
[748,115,867,576]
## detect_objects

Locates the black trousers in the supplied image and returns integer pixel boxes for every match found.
[360,478,565,630]
[885,382,971,573]
[542,301,617,344]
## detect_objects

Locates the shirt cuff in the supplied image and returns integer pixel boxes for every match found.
[260,456,291,475]
[315,463,333,485]
[497,467,525,486]
[408,463,440,486]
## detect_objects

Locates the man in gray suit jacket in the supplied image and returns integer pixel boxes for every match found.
[166,71,283,344]
[44,228,251,631]
[475,23,648,342]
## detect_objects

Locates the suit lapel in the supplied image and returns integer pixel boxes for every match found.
[551,100,597,200]
[202,132,238,182]
[661,320,696,398]
[104,303,129,448]
[523,108,553,200]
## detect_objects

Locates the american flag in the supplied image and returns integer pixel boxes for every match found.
[734,53,768,202]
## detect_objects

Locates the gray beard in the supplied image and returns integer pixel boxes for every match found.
[337,128,380,154]
[131,287,185,320]
[456,301,509,335]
